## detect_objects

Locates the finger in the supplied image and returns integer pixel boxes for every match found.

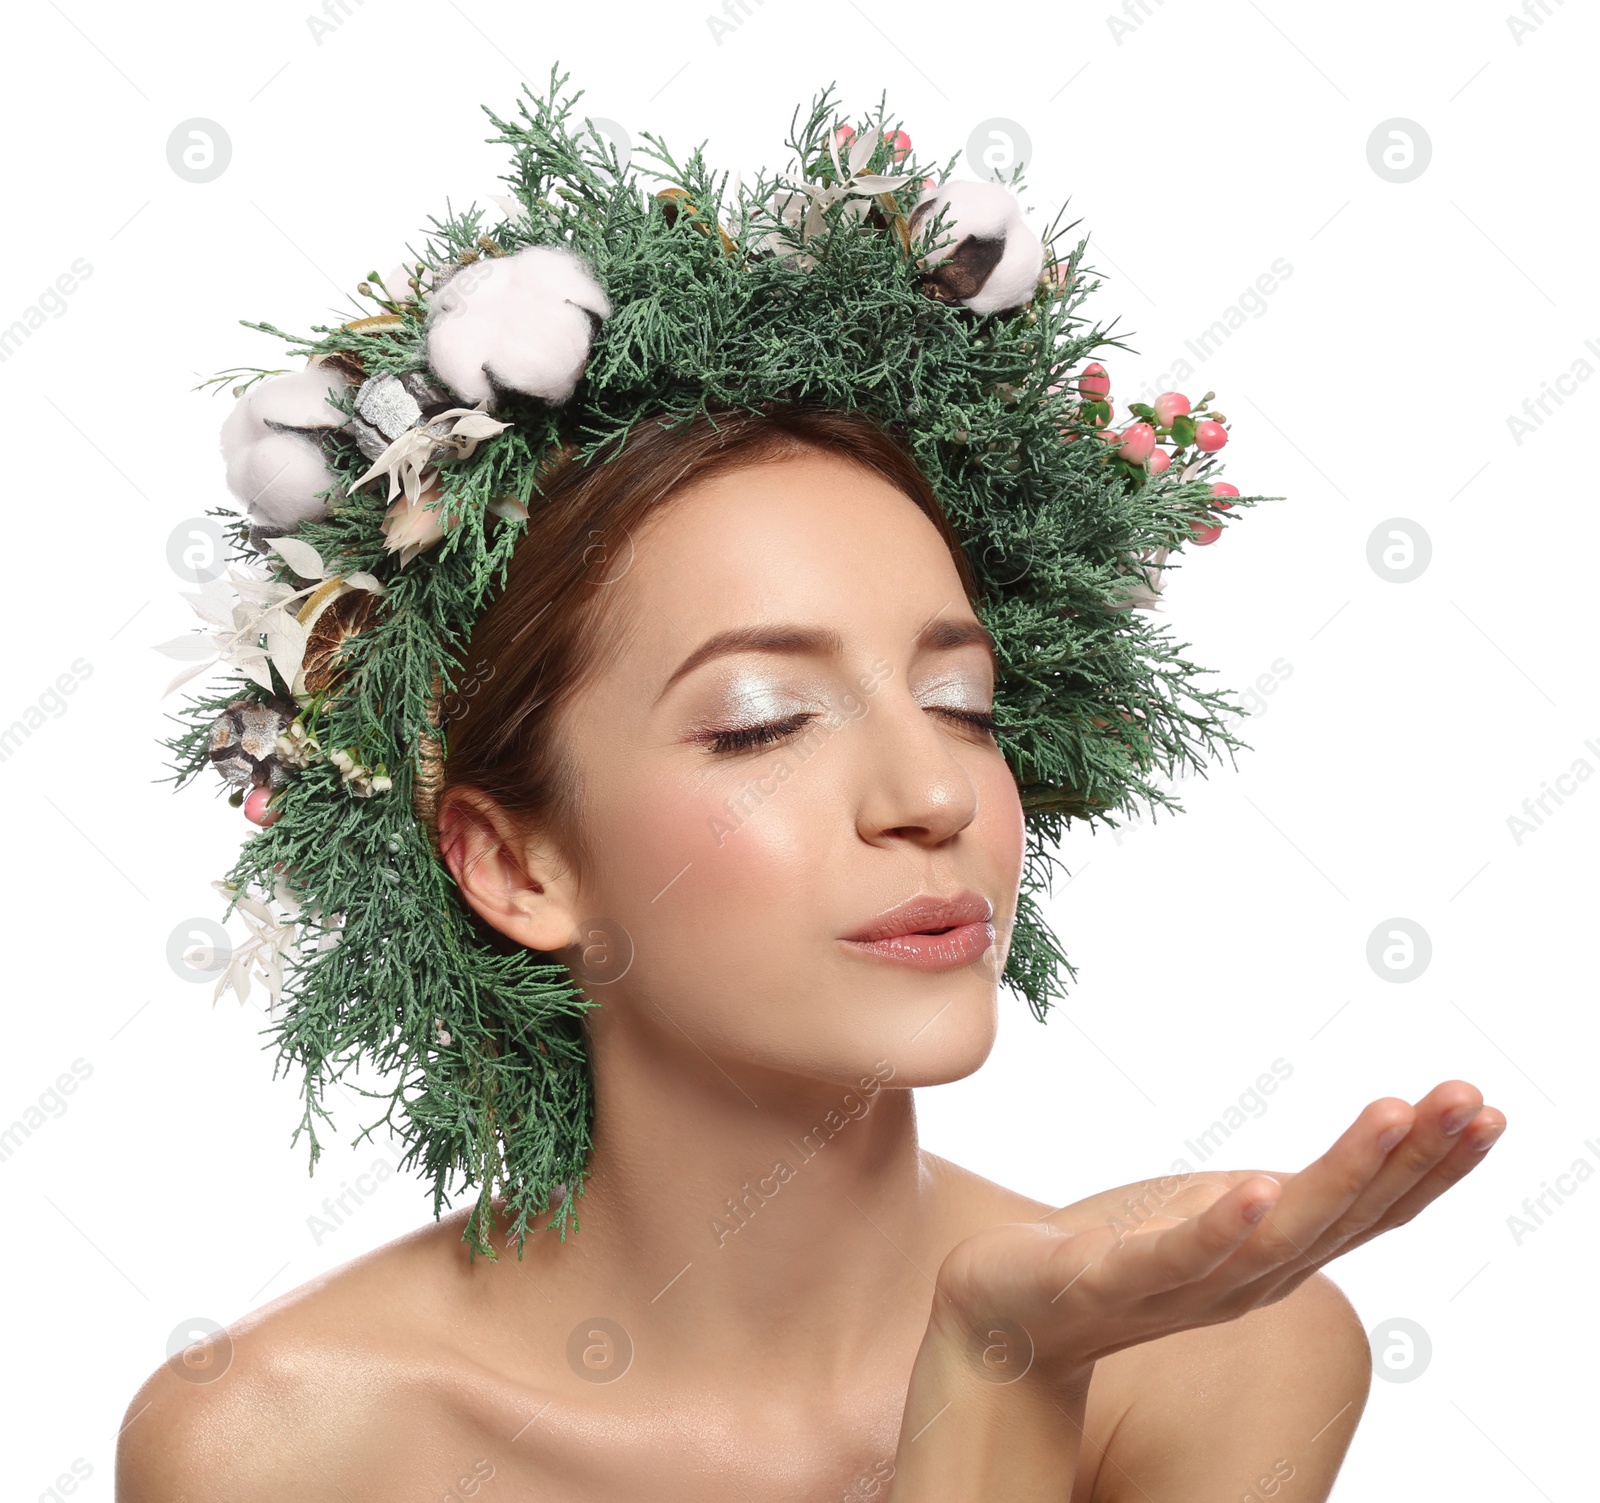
[1238,1112,1510,1313]
[1200,1082,1493,1265]
[1224,1092,1503,1310]
[1323,1105,1507,1258]
[1245,1080,1485,1278]
[1209,1097,1415,1282]
[1300,1080,1487,1246]
[1103,1175,1284,1294]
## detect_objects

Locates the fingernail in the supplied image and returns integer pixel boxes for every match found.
[1377,1123,1410,1153]
[1470,1123,1505,1153]
[1441,1106,1480,1137]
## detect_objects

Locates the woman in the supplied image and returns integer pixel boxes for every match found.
[119,406,1504,1500]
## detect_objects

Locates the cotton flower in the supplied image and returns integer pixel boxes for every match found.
[219,364,354,531]
[425,245,611,407]
[908,180,1045,315]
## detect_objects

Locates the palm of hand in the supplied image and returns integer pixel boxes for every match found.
[933,1080,1505,1382]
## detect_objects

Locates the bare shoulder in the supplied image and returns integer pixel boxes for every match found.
[116,1310,327,1503]
[114,1210,495,1502]
[919,1154,1373,1498]
[1091,1271,1373,1502]
[919,1148,1057,1228]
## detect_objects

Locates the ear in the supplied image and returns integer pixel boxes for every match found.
[437,787,584,953]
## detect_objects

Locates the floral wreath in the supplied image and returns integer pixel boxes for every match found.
[162,65,1271,1259]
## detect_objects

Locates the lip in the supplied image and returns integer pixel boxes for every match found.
[844,890,993,943]
[840,889,995,972]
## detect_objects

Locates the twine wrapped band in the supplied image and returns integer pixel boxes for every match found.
[414,681,446,856]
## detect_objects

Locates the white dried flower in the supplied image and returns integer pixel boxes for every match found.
[760,120,914,268]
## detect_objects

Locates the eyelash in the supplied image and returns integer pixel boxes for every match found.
[701,708,1004,755]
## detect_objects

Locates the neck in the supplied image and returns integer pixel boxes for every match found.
[506,1008,944,1392]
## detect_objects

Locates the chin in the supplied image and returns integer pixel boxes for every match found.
[820,971,1001,1089]
[886,1002,1000,1086]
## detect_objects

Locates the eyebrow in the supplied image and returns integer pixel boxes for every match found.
[655,615,999,704]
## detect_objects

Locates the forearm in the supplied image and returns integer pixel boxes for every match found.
[888,1309,1088,1501]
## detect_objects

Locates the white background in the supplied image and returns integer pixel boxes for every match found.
[0,1,1593,1497]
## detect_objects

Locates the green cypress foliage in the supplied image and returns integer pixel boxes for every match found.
[166,64,1263,1260]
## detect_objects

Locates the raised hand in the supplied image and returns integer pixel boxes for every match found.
[930,1079,1505,1385]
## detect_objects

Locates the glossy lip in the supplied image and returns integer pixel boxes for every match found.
[840,890,995,972]
[843,889,993,943]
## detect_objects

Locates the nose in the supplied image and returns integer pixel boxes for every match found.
[851,687,982,849]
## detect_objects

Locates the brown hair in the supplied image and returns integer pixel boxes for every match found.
[439,404,981,879]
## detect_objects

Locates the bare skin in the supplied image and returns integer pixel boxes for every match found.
[118,452,1505,1500]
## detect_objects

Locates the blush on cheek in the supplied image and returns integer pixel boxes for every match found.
[607,767,798,901]
[687,774,806,886]
[641,761,826,929]
[598,772,816,1009]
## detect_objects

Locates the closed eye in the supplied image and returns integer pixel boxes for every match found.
[701,713,815,755]
[698,707,1004,756]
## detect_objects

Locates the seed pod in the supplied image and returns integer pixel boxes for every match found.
[208,700,295,790]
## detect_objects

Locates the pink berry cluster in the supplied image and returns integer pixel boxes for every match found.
[1075,362,1238,545]
[830,122,938,192]
[834,122,913,162]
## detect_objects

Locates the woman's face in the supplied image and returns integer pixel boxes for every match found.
[541,449,1027,1088]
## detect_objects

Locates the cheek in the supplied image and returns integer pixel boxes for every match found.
[592,757,835,1028]
[593,754,821,931]
[976,758,1026,875]
[584,739,1023,971]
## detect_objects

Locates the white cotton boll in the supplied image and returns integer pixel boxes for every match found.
[224,428,340,532]
[425,244,612,407]
[910,180,1045,315]
[246,364,353,431]
[220,365,352,531]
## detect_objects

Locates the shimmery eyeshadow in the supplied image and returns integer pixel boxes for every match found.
[915,669,990,711]
[707,673,815,727]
